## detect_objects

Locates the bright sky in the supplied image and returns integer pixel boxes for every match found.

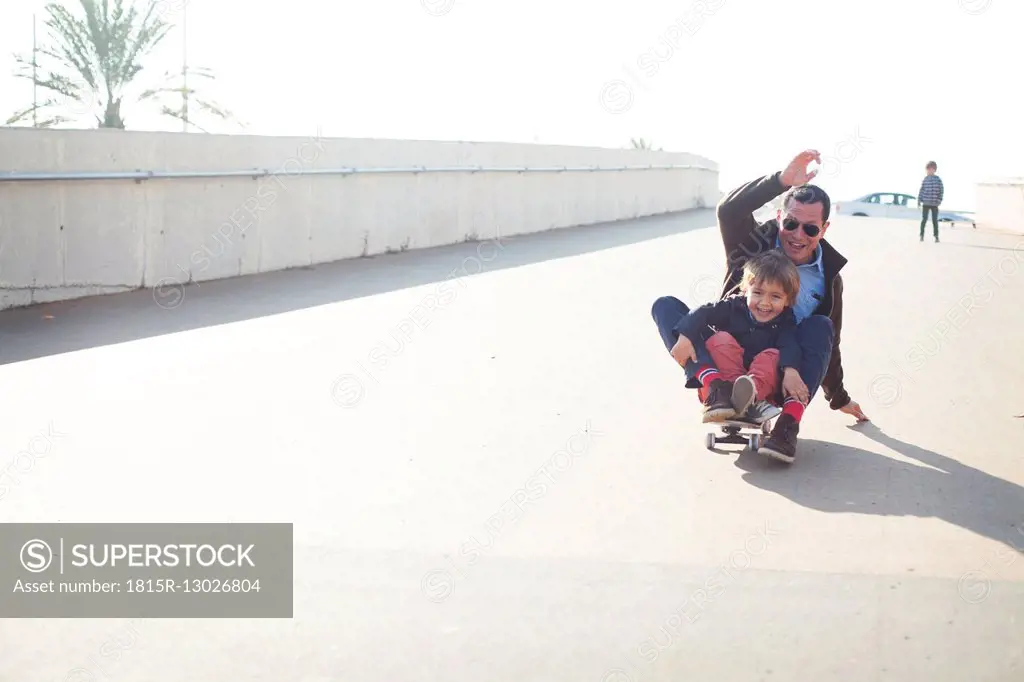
[2,0,1021,211]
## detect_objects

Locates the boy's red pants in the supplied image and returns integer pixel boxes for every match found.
[697,332,780,403]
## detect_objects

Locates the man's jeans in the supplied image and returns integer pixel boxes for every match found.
[651,295,834,403]
[650,296,714,390]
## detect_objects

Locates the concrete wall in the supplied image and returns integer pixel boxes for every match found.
[0,128,718,309]
[976,180,1024,235]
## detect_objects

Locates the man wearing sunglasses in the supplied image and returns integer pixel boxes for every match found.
[652,149,868,463]
[716,149,869,460]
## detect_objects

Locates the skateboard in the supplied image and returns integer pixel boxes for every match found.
[705,414,774,452]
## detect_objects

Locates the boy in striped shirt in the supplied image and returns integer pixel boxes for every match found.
[918,161,944,242]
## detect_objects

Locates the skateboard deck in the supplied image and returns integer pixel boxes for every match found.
[721,416,769,428]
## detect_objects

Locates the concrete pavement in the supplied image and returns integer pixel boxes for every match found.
[1,210,1022,681]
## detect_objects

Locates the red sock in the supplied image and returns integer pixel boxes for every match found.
[782,398,805,422]
[697,366,722,389]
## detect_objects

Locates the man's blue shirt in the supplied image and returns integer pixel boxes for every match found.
[775,236,825,323]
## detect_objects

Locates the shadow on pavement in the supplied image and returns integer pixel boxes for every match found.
[0,209,712,366]
[733,422,1024,552]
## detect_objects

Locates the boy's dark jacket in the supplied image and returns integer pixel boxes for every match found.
[674,294,802,371]
[715,172,852,410]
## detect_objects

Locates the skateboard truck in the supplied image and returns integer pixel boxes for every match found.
[705,417,773,451]
[705,403,781,452]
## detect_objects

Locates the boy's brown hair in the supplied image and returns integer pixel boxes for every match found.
[740,250,801,306]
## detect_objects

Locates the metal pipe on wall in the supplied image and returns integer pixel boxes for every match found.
[0,163,715,183]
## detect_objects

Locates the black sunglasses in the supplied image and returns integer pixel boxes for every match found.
[782,217,821,238]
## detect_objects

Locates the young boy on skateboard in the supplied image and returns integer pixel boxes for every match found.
[665,251,809,424]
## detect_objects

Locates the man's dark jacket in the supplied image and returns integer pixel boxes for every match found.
[715,172,851,410]
[674,294,802,372]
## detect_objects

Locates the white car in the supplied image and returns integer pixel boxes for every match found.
[835,192,976,228]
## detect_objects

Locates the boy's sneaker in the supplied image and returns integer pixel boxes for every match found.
[702,379,736,423]
[746,400,782,423]
[731,375,757,416]
[759,413,800,463]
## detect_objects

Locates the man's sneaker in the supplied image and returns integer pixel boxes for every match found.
[759,413,799,463]
[702,379,736,423]
[731,375,757,416]
[746,400,782,424]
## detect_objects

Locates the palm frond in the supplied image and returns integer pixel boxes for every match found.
[6,105,38,125]
[44,3,102,91]
[190,96,235,122]
[6,102,76,127]
[159,105,210,133]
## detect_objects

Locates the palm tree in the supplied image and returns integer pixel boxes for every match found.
[7,0,237,131]
[630,137,662,151]
[137,65,238,133]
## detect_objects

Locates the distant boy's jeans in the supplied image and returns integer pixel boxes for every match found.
[921,205,939,238]
[651,295,834,405]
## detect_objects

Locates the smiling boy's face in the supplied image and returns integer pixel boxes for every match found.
[746,277,788,323]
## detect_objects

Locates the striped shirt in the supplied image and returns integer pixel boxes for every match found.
[918,175,944,206]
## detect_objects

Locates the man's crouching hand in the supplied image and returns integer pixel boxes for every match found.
[839,400,870,422]
[670,335,697,367]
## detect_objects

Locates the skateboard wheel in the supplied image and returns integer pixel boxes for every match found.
[705,433,716,450]
[749,435,760,451]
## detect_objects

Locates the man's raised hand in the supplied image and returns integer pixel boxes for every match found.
[781,150,821,188]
